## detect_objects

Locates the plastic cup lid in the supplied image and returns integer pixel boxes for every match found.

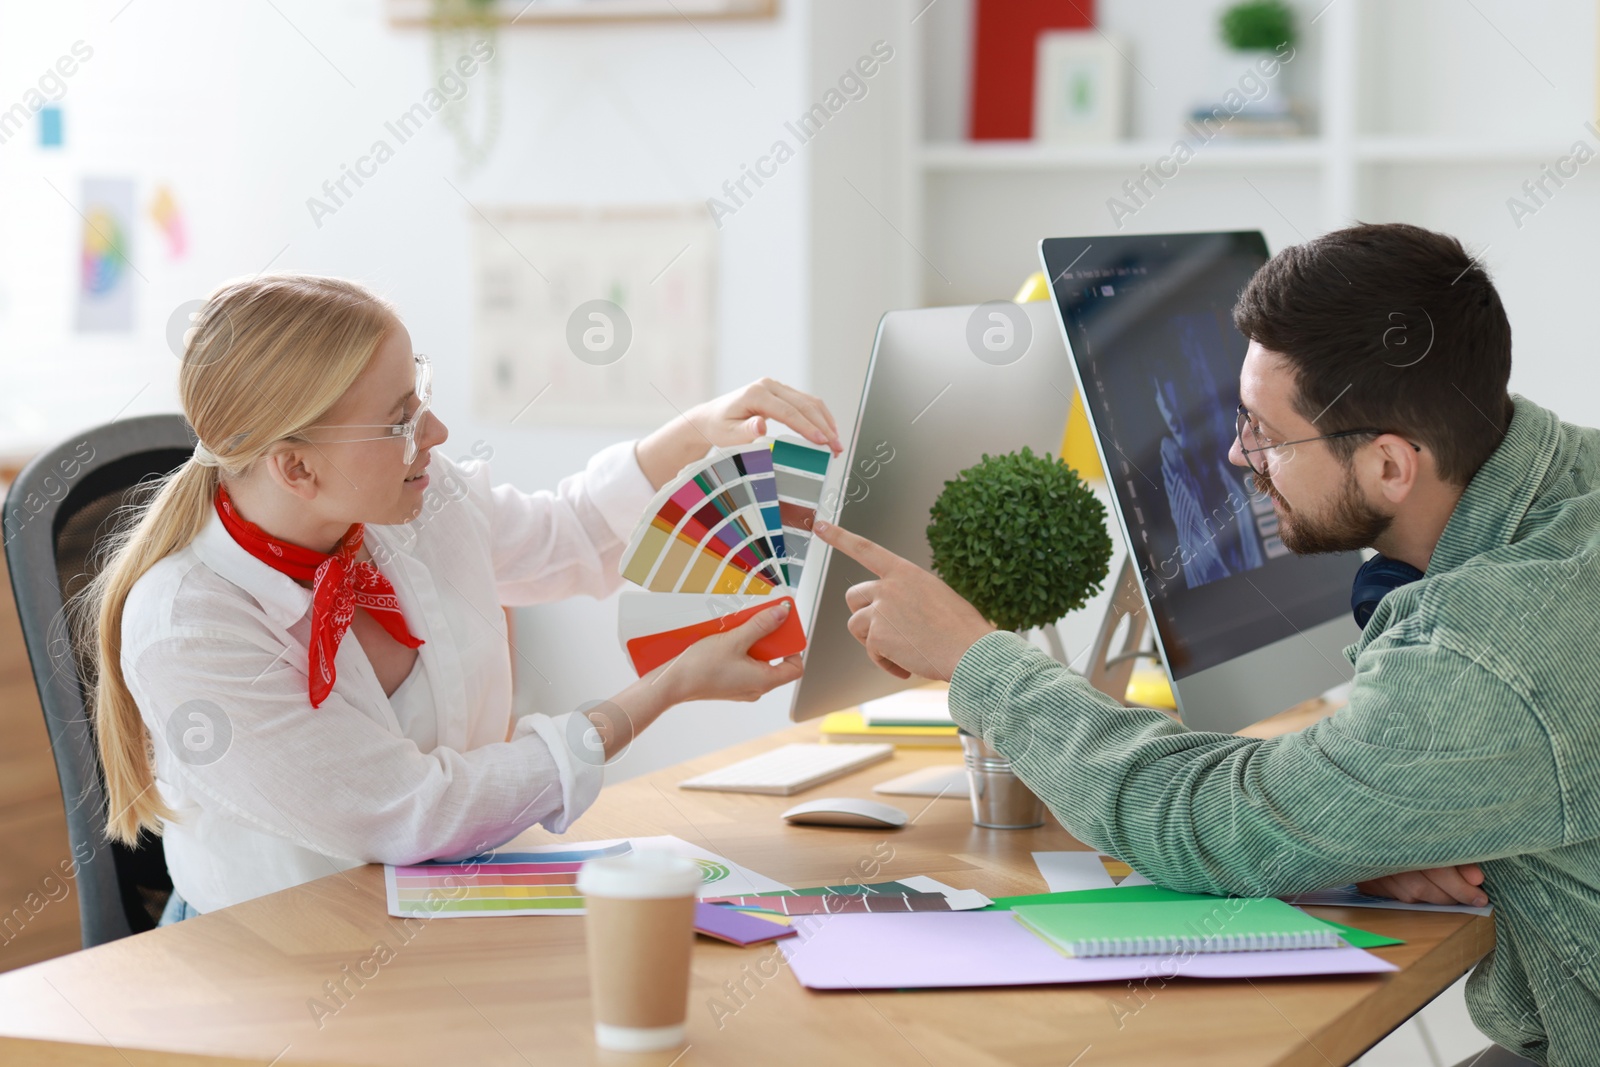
[576,850,704,899]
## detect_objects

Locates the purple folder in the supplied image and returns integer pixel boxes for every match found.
[695,902,798,946]
[775,911,1397,990]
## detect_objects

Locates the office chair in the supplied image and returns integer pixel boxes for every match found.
[4,414,198,948]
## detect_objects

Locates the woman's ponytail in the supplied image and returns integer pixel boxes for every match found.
[79,458,220,844]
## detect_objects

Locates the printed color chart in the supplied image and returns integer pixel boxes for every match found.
[383,835,789,918]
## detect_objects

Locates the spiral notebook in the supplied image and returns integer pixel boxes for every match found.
[1012,897,1340,958]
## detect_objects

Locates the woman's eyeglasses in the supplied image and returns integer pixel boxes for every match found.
[298,354,432,464]
[1235,402,1419,477]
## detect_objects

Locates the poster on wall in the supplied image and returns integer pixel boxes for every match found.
[469,204,716,427]
[148,184,188,259]
[74,176,136,332]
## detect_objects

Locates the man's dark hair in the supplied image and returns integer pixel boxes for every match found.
[1232,222,1513,487]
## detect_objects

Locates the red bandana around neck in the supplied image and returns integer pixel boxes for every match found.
[214,484,423,708]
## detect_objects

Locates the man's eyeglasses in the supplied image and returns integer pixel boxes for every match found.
[299,354,432,464]
[1235,402,1419,477]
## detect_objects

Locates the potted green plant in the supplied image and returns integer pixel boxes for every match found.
[1214,0,1297,123]
[927,446,1112,829]
[1220,0,1296,52]
[926,445,1112,649]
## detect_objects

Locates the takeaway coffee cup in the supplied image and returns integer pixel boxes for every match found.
[576,850,703,1052]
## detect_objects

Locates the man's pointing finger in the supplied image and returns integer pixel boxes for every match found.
[812,520,903,577]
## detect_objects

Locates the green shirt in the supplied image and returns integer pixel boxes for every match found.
[947,395,1600,1066]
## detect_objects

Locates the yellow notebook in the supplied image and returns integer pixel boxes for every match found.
[819,710,960,748]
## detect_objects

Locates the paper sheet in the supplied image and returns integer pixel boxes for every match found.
[776,911,1398,990]
[761,877,989,911]
[897,876,992,911]
[384,835,789,918]
[1036,853,1492,916]
[872,765,969,798]
[860,688,953,726]
[706,893,960,915]
[1033,850,1155,891]
[1283,885,1493,916]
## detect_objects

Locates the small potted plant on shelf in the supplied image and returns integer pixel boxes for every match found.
[926,446,1112,829]
[1206,0,1300,133]
[1221,0,1296,53]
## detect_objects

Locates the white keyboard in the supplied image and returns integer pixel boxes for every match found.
[678,743,894,796]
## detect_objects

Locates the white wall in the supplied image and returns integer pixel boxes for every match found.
[0,0,815,455]
[0,0,828,781]
[804,3,916,450]
[1351,0,1600,430]
[6,0,1598,786]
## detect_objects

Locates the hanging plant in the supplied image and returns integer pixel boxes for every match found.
[430,0,502,174]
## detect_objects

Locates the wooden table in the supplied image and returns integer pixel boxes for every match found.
[0,720,1494,1067]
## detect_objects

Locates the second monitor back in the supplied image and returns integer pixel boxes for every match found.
[790,299,1079,722]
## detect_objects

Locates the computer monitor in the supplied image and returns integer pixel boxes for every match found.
[788,300,1076,722]
[1039,231,1361,733]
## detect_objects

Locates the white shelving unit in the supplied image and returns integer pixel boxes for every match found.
[893,0,1599,309]
[1352,136,1580,164]
[800,0,1600,457]
[918,138,1329,171]
[918,136,1577,172]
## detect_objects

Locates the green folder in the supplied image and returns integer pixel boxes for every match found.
[988,885,1403,950]
[1012,897,1341,957]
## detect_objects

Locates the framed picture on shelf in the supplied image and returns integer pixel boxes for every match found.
[1032,31,1129,145]
[386,0,776,24]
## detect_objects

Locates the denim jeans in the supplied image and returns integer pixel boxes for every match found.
[157,890,201,926]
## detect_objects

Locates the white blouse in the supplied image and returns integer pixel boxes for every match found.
[120,438,656,914]
[386,655,433,749]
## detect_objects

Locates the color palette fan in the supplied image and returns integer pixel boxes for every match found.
[616,435,835,676]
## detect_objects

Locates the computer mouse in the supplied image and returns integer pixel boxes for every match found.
[781,797,908,829]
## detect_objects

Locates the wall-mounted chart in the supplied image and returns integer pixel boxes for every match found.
[468,204,716,427]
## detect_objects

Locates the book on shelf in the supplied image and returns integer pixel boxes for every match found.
[1186,107,1305,139]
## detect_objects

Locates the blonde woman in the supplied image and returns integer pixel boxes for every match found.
[78,274,842,924]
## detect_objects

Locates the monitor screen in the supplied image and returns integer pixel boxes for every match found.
[1040,232,1360,681]
[787,300,1076,720]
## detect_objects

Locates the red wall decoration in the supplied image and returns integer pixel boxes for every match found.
[970,0,1098,140]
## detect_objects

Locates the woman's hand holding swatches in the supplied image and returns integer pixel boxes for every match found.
[634,377,844,491]
[590,378,841,758]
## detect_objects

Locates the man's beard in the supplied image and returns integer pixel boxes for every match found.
[1251,464,1391,555]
